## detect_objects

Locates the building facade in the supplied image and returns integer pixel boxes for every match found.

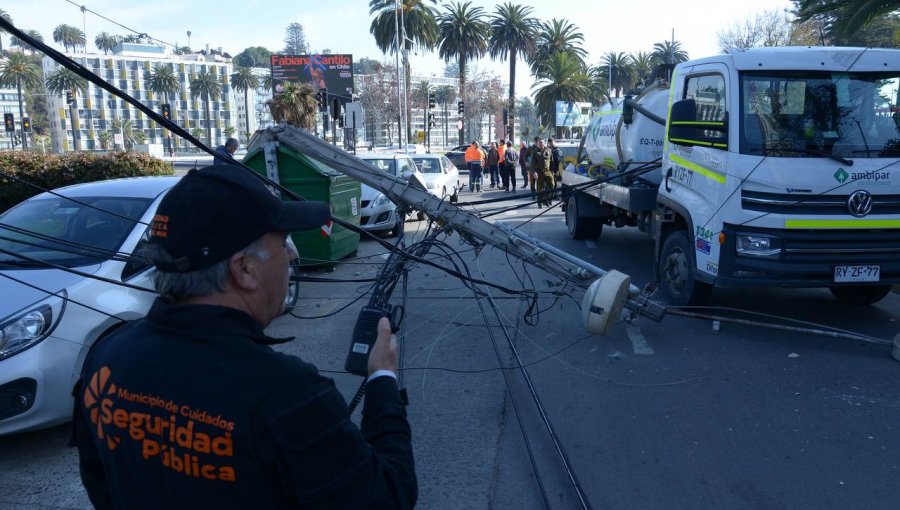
[43,43,238,153]
[0,86,31,151]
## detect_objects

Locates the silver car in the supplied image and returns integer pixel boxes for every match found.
[356,153,427,235]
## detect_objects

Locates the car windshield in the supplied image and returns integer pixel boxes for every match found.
[412,158,442,173]
[364,159,398,176]
[0,196,152,268]
[740,71,900,158]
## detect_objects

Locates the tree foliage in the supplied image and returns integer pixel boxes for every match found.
[267,81,319,131]
[531,18,587,75]
[283,22,307,54]
[793,0,900,37]
[235,46,273,67]
[52,24,86,52]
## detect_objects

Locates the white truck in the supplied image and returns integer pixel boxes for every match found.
[562,47,900,306]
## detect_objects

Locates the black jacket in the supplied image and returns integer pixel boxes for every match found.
[72,300,416,509]
[213,145,234,165]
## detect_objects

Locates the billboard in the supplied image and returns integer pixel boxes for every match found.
[270,54,354,103]
[555,101,592,127]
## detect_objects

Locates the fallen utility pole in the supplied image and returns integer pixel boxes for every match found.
[247,125,665,334]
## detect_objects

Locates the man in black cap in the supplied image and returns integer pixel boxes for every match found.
[72,165,417,509]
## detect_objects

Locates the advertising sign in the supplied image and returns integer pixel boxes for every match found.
[555,101,592,127]
[270,54,354,103]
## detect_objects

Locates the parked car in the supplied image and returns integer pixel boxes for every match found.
[356,153,427,235]
[0,176,302,435]
[411,154,461,202]
[445,144,470,169]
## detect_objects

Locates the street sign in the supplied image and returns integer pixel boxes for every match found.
[457,120,463,130]
[415,130,426,143]
[114,133,124,146]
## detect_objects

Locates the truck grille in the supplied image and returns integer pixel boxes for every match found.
[742,190,900,215]
[776,228,900,263]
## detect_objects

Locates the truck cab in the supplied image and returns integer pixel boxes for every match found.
[657,47,900,305]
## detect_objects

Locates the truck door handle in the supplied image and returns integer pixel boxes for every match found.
[665,167,673,192]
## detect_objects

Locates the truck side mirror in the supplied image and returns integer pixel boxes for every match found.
[668,99,728,150]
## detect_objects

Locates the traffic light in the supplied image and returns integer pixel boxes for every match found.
[66,91,74,104]
[331,97,341,120]
[12,134,21,146]
[161,103,171,120]
[428,93,436,109]
[3,113,13,133]
[502,108,508,126]
[428,113,436,128]
[337,114,344,128]
[22,117,31,132]
[457,101,464,114]
[317,88,328,112]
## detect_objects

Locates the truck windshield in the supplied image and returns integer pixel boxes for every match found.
[740,72,900,158]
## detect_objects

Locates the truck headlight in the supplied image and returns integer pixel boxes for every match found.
[373,193,391,207]
[0,292,66,361]
[736,235,782,259]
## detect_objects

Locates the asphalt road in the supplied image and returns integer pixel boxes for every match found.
[1,182,899,509]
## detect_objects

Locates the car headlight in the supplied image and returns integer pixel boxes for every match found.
[373,193,391,207]
[736,235,782,259]
[0,292,66,361]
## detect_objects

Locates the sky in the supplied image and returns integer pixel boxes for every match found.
[5,0,795,94]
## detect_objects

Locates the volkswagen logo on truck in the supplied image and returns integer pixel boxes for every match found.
[847,190,873,217]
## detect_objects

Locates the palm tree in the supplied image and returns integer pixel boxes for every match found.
[631,51,655,85]
[651,40,689,65]
[94,32,118,54]
[489,3,538,143]
[111,118,135,149]
[531,19,587,76]
[10,29,44,52]
[52,24,86,53]
[0,53,41,151]
[437,1,490,145]
[434,84,456,146]
[190,127,206,141]
[223,125,236,139]
[267,81,318,130]
[133,130,147,145]
[794,0,900,37]
[261,72,273,92]
[0,9,12,54]
[531,52,590,136]
[45,66,88,151]
[97,130,112,150]
[594,52,637,98]
[230,67,260,142]
[369,0,439,142]
[190,70,222,147]
[147,63,181,153]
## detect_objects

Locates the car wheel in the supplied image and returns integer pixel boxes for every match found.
[828,285,891,305]
[284,259,300,314]
[658,230,712,306]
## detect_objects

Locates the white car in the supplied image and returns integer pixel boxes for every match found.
[0,177,177,435]
[356,153,427,235]
[411,154,461,202]
[0,176,303,435]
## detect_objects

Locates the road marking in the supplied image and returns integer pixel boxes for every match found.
[505,210,519,216]
[626,322,654,355]
[584,240,598,249]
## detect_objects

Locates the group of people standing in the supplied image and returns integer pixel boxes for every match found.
[463,137,564,208]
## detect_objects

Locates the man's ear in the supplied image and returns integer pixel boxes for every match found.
[228,252,261,292]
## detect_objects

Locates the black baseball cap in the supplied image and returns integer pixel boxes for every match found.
[148,165,331,272]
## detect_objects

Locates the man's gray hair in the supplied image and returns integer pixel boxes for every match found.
[225,138,239,149]
[142,236,270,302]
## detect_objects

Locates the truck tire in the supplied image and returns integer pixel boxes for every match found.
[659,230,712,306]
[566,195,603,240]
[828,285,891,305]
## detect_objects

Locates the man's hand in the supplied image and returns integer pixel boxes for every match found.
[368,317,398,376]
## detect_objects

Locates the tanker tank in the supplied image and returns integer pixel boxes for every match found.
[578,82,670,186]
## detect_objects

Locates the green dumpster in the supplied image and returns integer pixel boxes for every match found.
[243,143,361,267]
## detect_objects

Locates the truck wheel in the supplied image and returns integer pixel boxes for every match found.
[566,195,602,240]
[659,231,712,306]
[828,285,891,305]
